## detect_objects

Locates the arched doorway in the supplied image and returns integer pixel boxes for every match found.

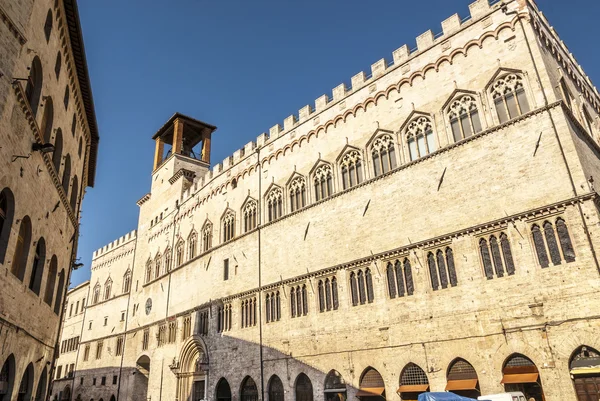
[34,367,47,401]
[17,363,34,401]
[296,373,313,401]
[109,395,115,401]
[0,355,16,401]
[445,358,480,399]
[174,337,209,401]
[501,354,544,401]
[240,376,258,401]
[324,370,346,401]
[216,378,232,401]
[570,346,600,401]
[135,356,150,401]
[60,386,71,401]
[268,375,284,401]
[398,363,429,401]
[357,367,386,400]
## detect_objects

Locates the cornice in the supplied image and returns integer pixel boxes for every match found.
[0,4,26,45]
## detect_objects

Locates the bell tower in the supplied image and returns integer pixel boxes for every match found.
[152,113,216,171]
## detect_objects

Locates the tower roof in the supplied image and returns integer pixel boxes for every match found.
[152,112,217,141]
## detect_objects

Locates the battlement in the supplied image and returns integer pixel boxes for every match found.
[92,229,137,260]
[185,0,512,194]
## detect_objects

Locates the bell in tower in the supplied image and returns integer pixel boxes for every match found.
[152,113,217,171]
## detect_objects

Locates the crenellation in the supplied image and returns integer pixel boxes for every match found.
[392,45,410,65]
[244,141,256,155]
[416,30,435,52]
[315,94,329,111]
[371,59,388,78]
[233,149,244,163]
[333,83,347,100]
[92,230,138,260]
[269,124,282,138]
[351,71,366,90]
[442,14,462,36]
[468,0,491,20]
[283,115,297,131]
[298,105,313,121]
[256,132,269,148]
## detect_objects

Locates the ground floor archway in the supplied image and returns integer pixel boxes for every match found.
[571,346,600,401]
[501,354,544,401]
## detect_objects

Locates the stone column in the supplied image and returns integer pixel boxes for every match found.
[153,137,165,170]
[173,118,184,155]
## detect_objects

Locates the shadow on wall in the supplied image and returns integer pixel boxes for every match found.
[39,336,600,401]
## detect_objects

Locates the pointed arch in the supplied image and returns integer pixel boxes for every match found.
[0,187,15,264]
[28,237,46,295]
[187,229,198,259]
[324,369,346,401]
[70,176,79,211]
[310,160,334,201]
[216,378,232,401]
[62,154,71,195]
[502,353,544,401]
[240,376,258,401]
[44,255,58,305]
[44,10,53,42]
[268,375,284,401]
[104,277,112,300]
[264,184,283,222]
[295,373,314,401]
[17,363,34,401]
[287,172,307,212]
[221,208,236,242]
[123,269,132,293]
[0,354,16,401]
[446,358,480,398]
[52,128,63,173]
[398,363,429,399]
[402,111,437,162]
[358,367,385,399]
[486,68,531,123]
[40,97,54,143]
[53,269,65,314]
[336,145,364,190]
[34,366,47,401]
[11,215,32,282]
[242,196,258,232]
[443,89,483,142]
[25,56,43,116]
[366,129,398,177]
[202,219,213,252]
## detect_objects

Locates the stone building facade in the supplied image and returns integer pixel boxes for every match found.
[52,282,89,401]
[57,1,600,401]
[0,0,99,400]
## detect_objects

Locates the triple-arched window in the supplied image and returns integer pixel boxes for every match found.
[318,277,338,312]
[532,218,575,268]
[406,115,436,161]
[448,94,483,142]
[349,268,374,306]
[123,270,131,293]
[371,134,397,177]
[187,231,197,259]
[386,259,414,299]
[243,199,258,232]
[288,175,307,212]
[104,278,112,301]
[175,239,185,266]
[222,210,235,242]
[265,291,281,323]
[145,259,152,284]
[154,252,162,278]
[93,284,100,304]
[266,187,283,222]
[340,149,363,190]
[479,233,515,279]
[241,297,257,328]
[313,163,333,201]
[427,247,458,290]
[202,221,212,252]
[490,72,530,123]
[290,284,308,318]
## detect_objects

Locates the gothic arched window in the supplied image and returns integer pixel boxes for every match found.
[266,187,283,222]
[202,221,212,252]
[243,199,258,232]
[187,231,198,259]
[350,269,373,306]
[222,210,235,241]
[145,259,152,283]
[371,134,397,177]
[154,253,162,278]
[386,259,414,298]
[44,256,57,306]
[62,154,71,195]
[406,116,436,161]
[93,284,100,304]
[288,175,307,212]
[70,176,79,211]
[26,57,43,116]
[55,51,62,79]
[11,216,32,282]
[40,97,54,143]
[428,247,457,290]
[490,72,530,123]
[28,237,45,295]
[0,188,15,264]
[176,239,184,266]
[340,150,363,190]
[448,94,482,142]
[532,219,575,268]
[313,163,333,201]
[123,270,131,293]
[52,128,63,174]
[295,373,314,401]
[164,247,172,272]
[44,10,53,42]
[104,278,112,300]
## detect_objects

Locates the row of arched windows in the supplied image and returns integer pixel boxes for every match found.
[0,188,65,314]
[0,355,48,401]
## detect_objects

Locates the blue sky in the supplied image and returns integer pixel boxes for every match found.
[70,0,600,287]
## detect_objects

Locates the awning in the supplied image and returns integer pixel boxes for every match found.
[445,379,478,391]
[571,368,600,375]
[501,373,539,384]
[324,388,347,393]
[356,387,385,397]
[397,384,430,393]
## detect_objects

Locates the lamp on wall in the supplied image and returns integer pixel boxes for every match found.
[32,142,55,154]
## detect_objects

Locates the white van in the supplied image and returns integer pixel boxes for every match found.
[477,392,527,401]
